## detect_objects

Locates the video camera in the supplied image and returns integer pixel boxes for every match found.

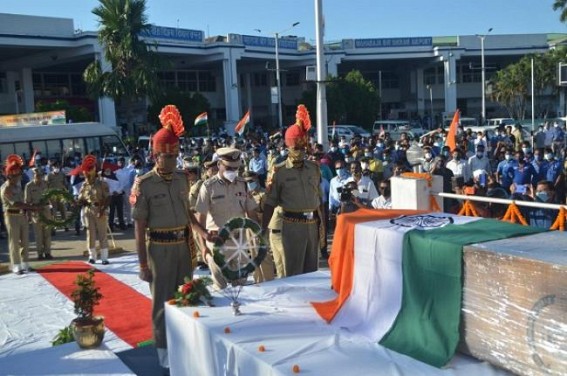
[337,181,359,203]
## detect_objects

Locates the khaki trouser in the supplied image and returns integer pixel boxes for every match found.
[84,212,108,250]
[248,229,275,283]
[5,213,29,271]
[270,230,285,278]
[51,199,67,223]
[148,241,192,349]
[279,221,319,277]
[32,208,52,255]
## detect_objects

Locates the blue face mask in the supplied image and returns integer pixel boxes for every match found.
[247,181,258,191]
[337,168,349,179]
[536,191,549,202]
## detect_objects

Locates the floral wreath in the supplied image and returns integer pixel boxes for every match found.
[169,276,213,307]
[38,188,80,228]
[212,217,268,282]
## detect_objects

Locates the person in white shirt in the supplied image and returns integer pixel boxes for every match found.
[446,148,471,182]
[115,157,136,227]
[345,161,379,206]
[468,144,491,176]
[102,167,125,231]
[328,160,350,214]
[371,179,392,209]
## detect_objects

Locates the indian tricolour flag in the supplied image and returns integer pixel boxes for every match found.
[312,209,544,367]
[194,112,208,127]
[235,110,250,136]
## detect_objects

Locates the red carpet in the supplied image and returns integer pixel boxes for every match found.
[38,261,153,348]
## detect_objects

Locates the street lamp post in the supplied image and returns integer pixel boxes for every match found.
[426,84,433,127]
[273,22,300,130]
[477,28,492,125]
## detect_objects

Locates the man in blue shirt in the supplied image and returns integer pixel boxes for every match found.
[531,148,548,186]
[329,159,350,215]
[511,151,535,188]
[496,149,517,192]
[545,148,565,203]
[248,148,267,187]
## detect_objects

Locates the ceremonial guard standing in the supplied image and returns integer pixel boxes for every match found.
[1,155,36,274]
[262,105,325,277]
[46,160,69,231]
[77,155,110,265]
[24,167,53,260]
[131,105,208,374]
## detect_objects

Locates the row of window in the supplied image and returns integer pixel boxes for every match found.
[32,72,87,97]
[157,71,216,92]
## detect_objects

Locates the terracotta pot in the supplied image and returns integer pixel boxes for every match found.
[71,316,105,349]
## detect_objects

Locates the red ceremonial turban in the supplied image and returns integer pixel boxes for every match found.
[153,105,185,154]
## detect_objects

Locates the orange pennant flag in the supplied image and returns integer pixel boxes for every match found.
[445,110,460,152]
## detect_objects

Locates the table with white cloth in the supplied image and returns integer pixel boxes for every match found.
[165,270,507,376]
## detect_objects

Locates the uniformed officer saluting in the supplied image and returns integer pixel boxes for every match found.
[262,105,325,277]
[131,105,210,374]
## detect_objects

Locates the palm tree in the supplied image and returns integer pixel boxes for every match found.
[83,0,165,131]
[553,0,567,23]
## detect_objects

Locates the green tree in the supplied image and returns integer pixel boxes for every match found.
[300,70,380,129]
[83,0,166,122]
[147,88,211,136]
[553,0,567,23]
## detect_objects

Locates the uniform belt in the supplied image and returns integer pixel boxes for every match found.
[148,227,188,244]
[271,229,282,234]
[6,209,24,215]
[282,210,318,223]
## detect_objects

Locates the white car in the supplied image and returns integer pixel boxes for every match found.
[372,120,425,140]
[328,125,371,141]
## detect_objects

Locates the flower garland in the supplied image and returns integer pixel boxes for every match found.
[38,189,80,228]
[212,217,268,282]
[169,276,213,307]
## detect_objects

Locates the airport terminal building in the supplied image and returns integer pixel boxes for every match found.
[0,12,565,133]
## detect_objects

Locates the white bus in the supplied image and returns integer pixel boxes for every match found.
[0,122,129,163]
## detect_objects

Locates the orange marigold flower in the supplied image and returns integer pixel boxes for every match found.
[193,311,200,318]
[258,345,266,352]
[224,326,231,334]
[292,364,301,373]
[167,299,177,305]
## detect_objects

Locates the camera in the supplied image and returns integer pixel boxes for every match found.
[337,181,358,203]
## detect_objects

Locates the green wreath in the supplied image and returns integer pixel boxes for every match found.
[212,217,268,282]
[38,189,80,228]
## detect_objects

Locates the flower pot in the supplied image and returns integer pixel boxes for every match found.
[71,316,105,349]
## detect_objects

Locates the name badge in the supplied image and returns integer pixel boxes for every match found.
[212,195,225,200]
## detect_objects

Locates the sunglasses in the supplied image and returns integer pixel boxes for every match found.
[224,165,239,171]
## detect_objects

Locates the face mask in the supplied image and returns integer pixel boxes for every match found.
[453,155,460,161]
[280,150,288,157]
[157,154,177,174]
[337,168,349,179]
[505,154,512,161]
[394,145,400,150]
[361,163,369,170]
[425,153,432,160]
[476,152,483,158]
[223,170,237,182]
[364,152,372,158]
[434,142,441,147]
[377,143,384,148]
[534,154,542,161]
[536,191,549,202]
[545,154,553,161]
[554,123,559,128]
[247,181,258,191]
[330,147,337,152]
[442,150,449,157]
[522,148,531,154]
[53,168,60,173]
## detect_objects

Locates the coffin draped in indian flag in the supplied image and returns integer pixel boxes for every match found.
[312,209,545,367]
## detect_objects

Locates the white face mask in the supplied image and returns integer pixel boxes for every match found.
[223,170,237,182]
[361,163,369,170]
[53,168,60,173]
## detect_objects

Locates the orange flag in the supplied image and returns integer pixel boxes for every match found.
[445,110,460,152]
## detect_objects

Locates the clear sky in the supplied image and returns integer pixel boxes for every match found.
[2,0,566,42]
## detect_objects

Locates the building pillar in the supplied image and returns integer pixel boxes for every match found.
[245,73,253,127]
[20,67,35,113]
[416,68,425,116]
[443,53,458,114]
[96,52,116,127]
[222,49,241,126]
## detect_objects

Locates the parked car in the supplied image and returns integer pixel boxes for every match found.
[372,120,425,140]
[328,125,371,141]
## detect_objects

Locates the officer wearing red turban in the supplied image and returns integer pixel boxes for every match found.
[77,155,110,265]
[1,155,37,274]
[262,105,325,277]
[131,105,210,373]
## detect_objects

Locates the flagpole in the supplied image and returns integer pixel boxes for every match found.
[315,0,328,150]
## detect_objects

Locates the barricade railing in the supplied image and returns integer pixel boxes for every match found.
[437,192,567,230]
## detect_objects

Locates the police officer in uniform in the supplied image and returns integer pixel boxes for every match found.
[1,155,37,274]
[77,155,110,265]
[131,105,209,374]
[195,147,271,288]
[262,105,325,277]
[25,167,53,260]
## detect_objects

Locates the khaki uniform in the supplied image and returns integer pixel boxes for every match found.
[265,159,322,277]
[248,188,275,282]
[196,175,274,284]
[47,171,68,224]
[1,181,30,272]
[268,206,285,278]
[131,169,194,349]
[189,179,204,265]
[24,180,52,257]
[78,178,110,260]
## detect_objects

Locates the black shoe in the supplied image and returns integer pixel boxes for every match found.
[321,252,329,260]
[45,254,54,260]
[162,367,170,376]
[198,264,209,271]
[102,260,110,265]
[64,227,69,232]
[16,270,24,275]
[38,254,45,261]
[88,259,96,264]
[74,230,81,236]
[51,229,56,236]
[119,224,127,231]
[26,267,35,273]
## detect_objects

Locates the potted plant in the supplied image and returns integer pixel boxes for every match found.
[70,269,105,349]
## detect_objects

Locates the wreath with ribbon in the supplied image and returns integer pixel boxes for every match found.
[212,217,268,282]
[38,188,80,228]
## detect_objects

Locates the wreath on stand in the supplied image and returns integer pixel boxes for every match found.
[38,189,80,228]
[212,217,268,282]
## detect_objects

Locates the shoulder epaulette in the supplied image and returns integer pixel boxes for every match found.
[203,175,220,187]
